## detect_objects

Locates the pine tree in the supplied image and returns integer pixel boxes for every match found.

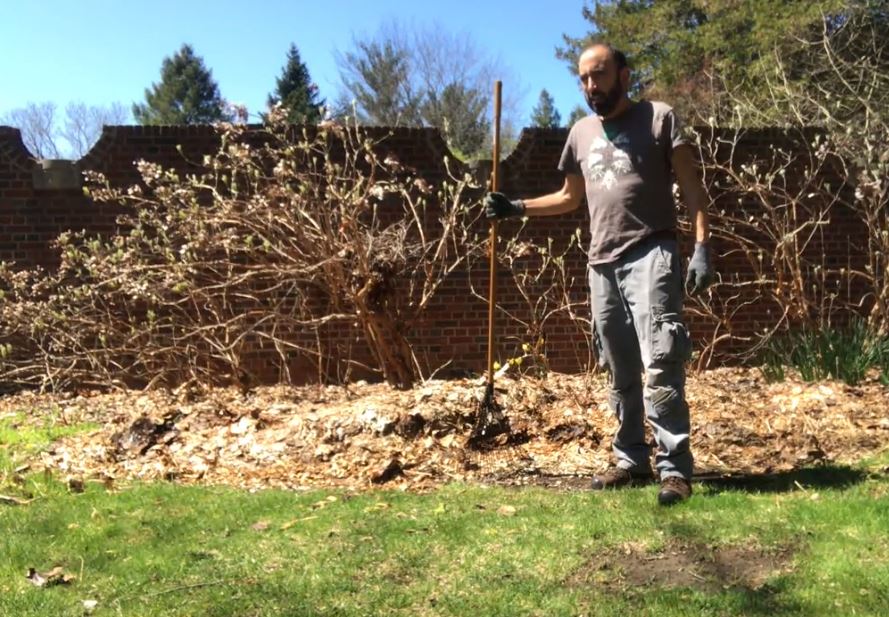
[133,44,230,125]
[567,104,588,126]
[530,89,561,128]
[338,38,422,126]
[267,44,325,124]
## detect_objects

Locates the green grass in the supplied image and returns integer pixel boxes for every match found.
[0,408,98,484]
[1,417,888,615]
[1,464,887,616]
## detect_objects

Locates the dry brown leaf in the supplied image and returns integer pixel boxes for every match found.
[0,494,33,506]
[440,434,457,449]
[26,566,76,587]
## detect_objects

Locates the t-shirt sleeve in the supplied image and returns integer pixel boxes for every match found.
[558,125,582,175]
[662,108,690,152]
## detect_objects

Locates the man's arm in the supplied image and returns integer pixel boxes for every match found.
[671,144,715,293]
[671,144,710,242]
[523,173,586,216]
[485,174,585,219]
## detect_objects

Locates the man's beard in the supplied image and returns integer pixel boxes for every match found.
[585,80,625,116]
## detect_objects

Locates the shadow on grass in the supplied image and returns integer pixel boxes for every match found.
[697,464,871,494]
[491,464,883,495]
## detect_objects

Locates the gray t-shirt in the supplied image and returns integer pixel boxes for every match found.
[559,100,688,264]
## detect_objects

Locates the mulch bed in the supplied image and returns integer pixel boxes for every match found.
[3,367,887,492]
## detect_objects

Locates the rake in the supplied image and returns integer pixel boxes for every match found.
[468,80,510,448]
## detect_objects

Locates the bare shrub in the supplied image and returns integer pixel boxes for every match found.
[686,2,889,364]
[0,108,484,391]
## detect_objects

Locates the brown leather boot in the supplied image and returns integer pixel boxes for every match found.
[590,466,654,490]
[657,476,692,505]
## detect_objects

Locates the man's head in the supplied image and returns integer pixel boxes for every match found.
[578,43,630,118]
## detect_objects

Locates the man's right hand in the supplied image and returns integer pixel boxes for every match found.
[484,192,525,220]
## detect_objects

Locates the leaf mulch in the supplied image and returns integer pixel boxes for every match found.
[3,368,887,492]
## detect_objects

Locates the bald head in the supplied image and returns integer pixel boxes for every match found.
[578,43,631,118]
[580,43,628,71]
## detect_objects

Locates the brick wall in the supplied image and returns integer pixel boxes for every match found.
[0,123,869,383]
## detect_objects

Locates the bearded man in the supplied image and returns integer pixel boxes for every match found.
[485,43,714,505]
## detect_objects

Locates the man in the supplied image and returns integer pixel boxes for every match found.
[485,43,714,505]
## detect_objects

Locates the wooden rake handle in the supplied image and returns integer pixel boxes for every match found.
[486,81,502,387]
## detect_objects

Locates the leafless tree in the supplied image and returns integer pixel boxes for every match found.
[1,102,60,158]
[1,101,129,159]
[60,102,129,158]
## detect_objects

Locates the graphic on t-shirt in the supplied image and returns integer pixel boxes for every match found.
[585,135,632,190]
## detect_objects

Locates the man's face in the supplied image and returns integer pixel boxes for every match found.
[578,47,625,117]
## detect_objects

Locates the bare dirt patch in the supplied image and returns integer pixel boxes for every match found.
[569,540,796,592]
[2,367,887,491]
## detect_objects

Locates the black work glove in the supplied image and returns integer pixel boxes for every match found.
[484,192,525,220]
[686,242,715,294]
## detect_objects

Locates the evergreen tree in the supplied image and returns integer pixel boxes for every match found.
[133,44,230,125]
[567,104,588,126]
[421,82,489,157]
[338,38,422,126]
[530,89,562,128]
[267,43,325,124]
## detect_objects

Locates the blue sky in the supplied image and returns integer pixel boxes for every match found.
[0,0,592,128]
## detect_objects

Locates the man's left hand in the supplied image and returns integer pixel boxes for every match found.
[686,242,715,294]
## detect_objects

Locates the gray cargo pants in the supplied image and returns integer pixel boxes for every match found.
[589,233,693,480]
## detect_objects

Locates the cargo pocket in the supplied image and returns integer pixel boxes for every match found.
[608,389,623,419]
[650,309,691,363]
[649,385,681,417]
[592,321,609,371]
